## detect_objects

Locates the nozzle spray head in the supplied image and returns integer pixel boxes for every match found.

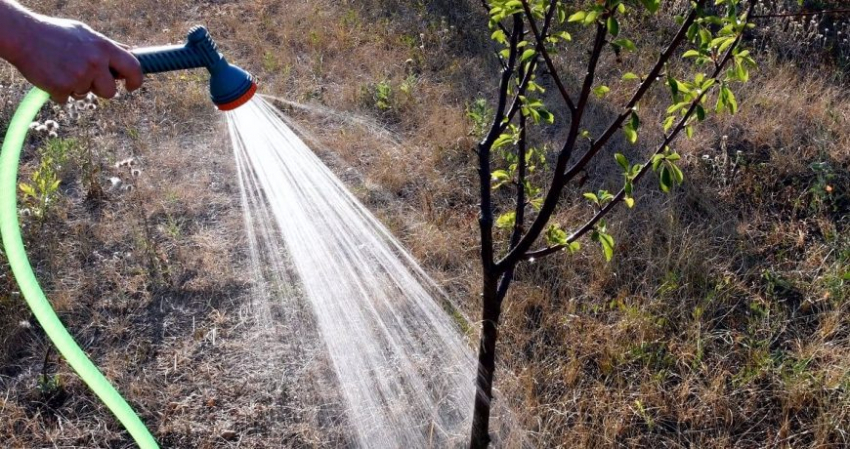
[132,26,257,110]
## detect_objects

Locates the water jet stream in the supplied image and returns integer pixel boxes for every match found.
[227,97,489,447]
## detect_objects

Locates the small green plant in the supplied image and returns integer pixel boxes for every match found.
[164,213,184,239]
[40,137,74,169]
[808,161,837,213]
[262,51,281,72]
[373,80,393,111]
[36,373,62,397]
[633,399,655,431]
[466,98,494,139]
[399,74,417,97]
[341,8,360,28]
[19,154,62,221]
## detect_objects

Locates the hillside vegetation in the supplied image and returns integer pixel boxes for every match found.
[0,0,847,447]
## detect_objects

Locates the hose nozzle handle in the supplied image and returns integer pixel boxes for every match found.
[119,26,256,110]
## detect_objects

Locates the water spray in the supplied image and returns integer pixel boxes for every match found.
[0,25,255,449]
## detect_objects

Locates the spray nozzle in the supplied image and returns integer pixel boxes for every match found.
[131,26,256,111]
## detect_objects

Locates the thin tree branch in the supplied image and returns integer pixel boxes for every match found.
[498,62,538,136]
[559,1,706,187]
[510,93,528,252]
[497,114,526,303]
[524,30,746,260]
[498,1,561,135]
[496,266,516,300]
[479,15,523,271]
[520,0,577,113]
[495,17,610,273]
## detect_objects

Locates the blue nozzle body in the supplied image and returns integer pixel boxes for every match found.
[131,26,256,110]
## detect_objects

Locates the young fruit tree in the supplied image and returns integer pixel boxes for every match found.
[469,0,759,447]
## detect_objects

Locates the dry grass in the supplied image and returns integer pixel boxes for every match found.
[0,0,847,447]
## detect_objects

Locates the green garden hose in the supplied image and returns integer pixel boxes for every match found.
[0,87,159,449]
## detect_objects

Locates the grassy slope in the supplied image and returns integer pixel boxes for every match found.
[0,0,847,447]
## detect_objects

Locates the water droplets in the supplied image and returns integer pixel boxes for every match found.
[226,98,522,447]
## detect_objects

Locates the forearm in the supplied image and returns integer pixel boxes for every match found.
[0,0,37,66]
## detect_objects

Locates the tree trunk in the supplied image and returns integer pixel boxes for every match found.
[469,272,501,449]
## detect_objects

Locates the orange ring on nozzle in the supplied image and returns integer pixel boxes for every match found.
[216,82,257,111]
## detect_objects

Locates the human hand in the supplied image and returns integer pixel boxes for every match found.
[8,14,143,103]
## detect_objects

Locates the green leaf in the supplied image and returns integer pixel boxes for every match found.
[593,231,615,261]
[624,197,635,208]
[615,153,629,171]
[662,115,675,132]
[718,35,737,53]
[651,154,665,171]
[493,132,515,150]
[670,163,684,185]
[593,85,610,98]
[716,85,738,115]
[668,75,679,96]
[491,29,507,45]
[725,87,738,114]
[568,241,582,253]
[630,163,643,177]
[736,61,749,82]
[639,0,660,13]
[491,169,511,189]
[538,109,555,124]
[623,123,638,144]
[584,10,599,25]
[683,49,701,58]
[666,101,690,115]
[529,197,544,210]
[521,49,536,62]
[568,11,586,23]
[546,224,568,246]
[613,38,636,52]
[659,165,672,193]
[496,211,516,229]
[710,36,729,49]
[622,72,640,81]
[583,192,599,203]
[607,16,620,36]
[557,31,572,41]
[19,183,35,198]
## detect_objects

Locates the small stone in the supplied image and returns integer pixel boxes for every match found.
[221,430,237,441]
